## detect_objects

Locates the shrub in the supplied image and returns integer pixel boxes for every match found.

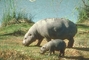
[1,0,34,27]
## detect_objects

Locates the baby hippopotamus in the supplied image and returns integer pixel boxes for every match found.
[40,39,66,57]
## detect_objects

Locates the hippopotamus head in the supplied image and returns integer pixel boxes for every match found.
[23,26,37,46]
[40,46,47,54]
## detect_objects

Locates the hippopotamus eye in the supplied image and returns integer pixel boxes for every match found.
[29,34,32,36]
[43,46,46,49]
[25,38,27,39]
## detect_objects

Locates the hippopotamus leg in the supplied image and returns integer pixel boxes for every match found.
[36,38,43,46]
[52,50,55,54]
[36,37,51,46]
[59,50,65,57]
[48,51,52,56]
[48,49,55,56]
[68,37,74,48]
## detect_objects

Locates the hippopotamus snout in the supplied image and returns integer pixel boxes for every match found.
[40,46,47,54]
[40,50,46,54]
[22,40,29,46]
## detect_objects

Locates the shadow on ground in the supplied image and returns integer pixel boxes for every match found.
[23,45,42,47]
[0,30,25,36]
[64,56,89,60]
[73,47,89,51]
[77,23,89,28]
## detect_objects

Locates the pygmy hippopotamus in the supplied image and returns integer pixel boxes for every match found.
[40,39,66,57]
[23,18,77,48]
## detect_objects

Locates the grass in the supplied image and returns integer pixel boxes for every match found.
[0,23,33,36]
[0,23,89,60]
[2,0,34,27]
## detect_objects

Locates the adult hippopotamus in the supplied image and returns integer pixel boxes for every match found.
[23,18,77,48]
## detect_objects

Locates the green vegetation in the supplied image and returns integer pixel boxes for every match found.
[77,0,89,23]
[0,0,34,38]
[1,0,34,27]
[0,23,33,36]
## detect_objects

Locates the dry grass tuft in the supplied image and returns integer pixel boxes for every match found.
[0,50,33,60]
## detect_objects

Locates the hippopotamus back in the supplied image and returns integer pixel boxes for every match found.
[36,18,77,39]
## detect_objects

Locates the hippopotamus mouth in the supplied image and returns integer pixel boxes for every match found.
[23,43,29,46]
[22,40,31,46]
[40,51,45,54]
[40,50,46,54]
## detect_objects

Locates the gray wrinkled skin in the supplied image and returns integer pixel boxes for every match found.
[40,39,66,57]
[23,18,77,47]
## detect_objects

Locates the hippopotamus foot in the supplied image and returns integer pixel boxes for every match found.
[35,43,41,47]
[35,45,41,47]
[67,38,74,48]
[59,50,65,57]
